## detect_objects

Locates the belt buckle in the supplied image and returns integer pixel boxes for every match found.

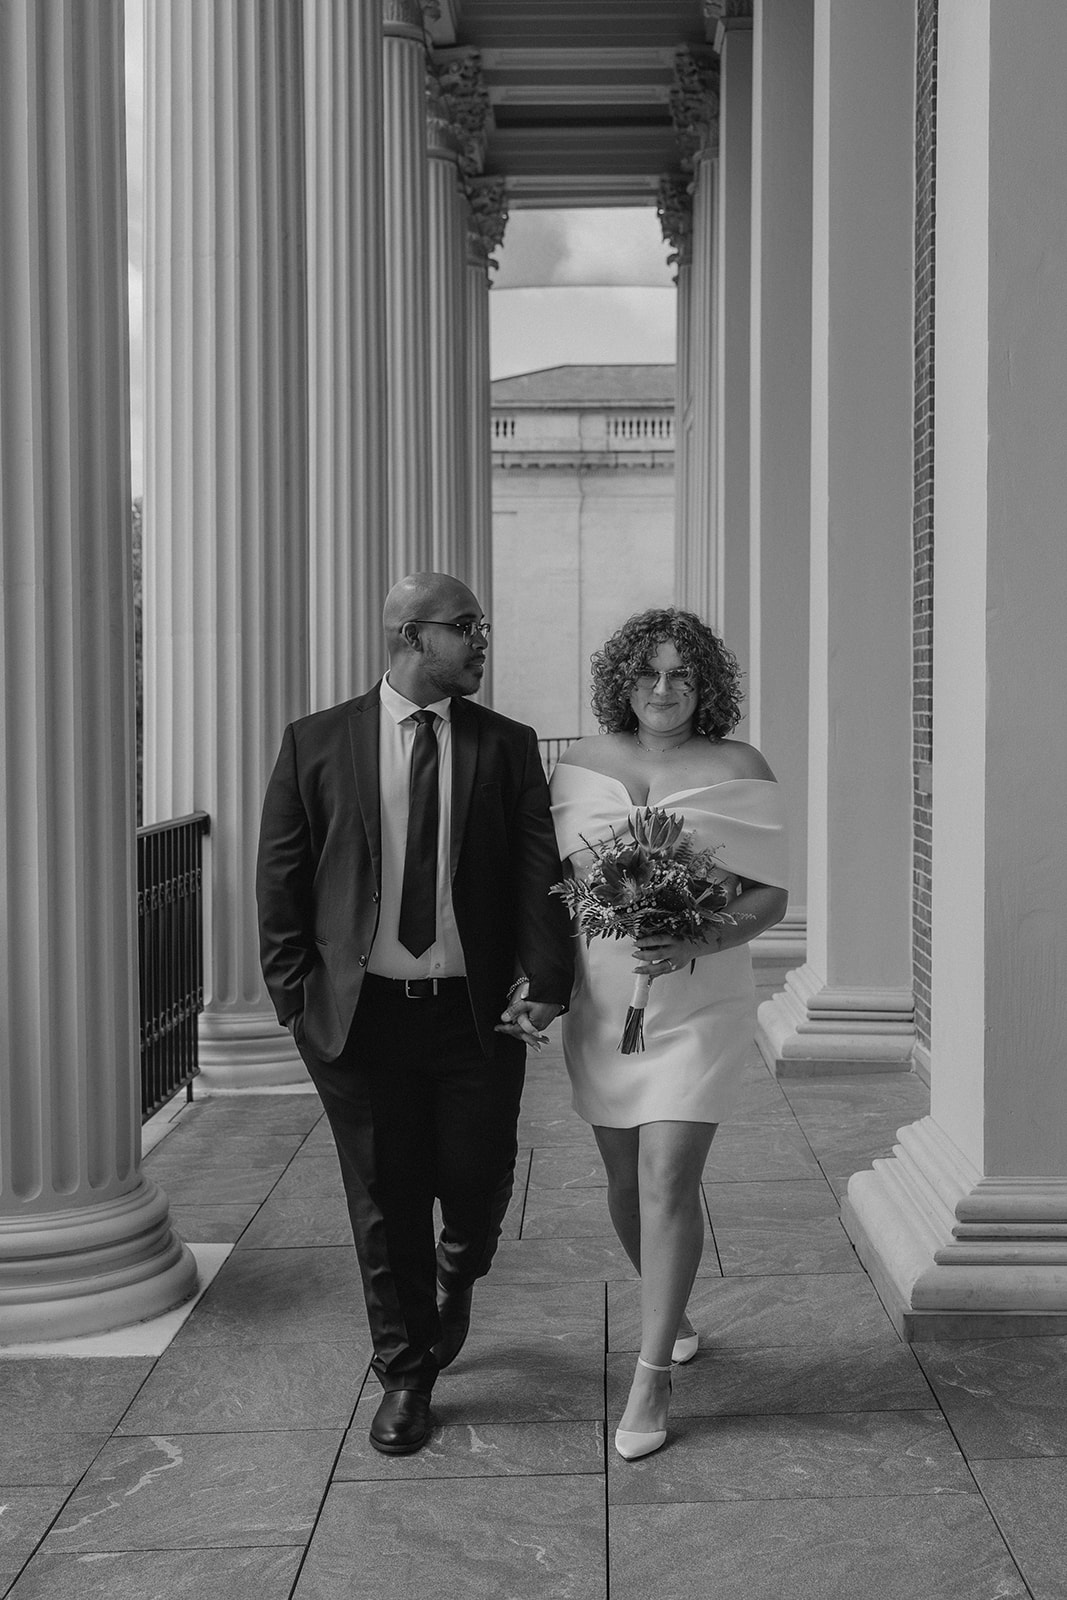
[404,978,437,999]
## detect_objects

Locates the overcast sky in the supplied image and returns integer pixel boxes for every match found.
[124,0,677,496]
[489,207,676,381]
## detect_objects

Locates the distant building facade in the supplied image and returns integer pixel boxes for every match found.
[491,364,675,738]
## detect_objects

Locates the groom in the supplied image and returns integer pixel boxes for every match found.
[256,572,573,1455]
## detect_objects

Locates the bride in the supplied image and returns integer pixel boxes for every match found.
[549,608,789,1460]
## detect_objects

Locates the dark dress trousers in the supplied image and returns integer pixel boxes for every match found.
[256,686,574,1391]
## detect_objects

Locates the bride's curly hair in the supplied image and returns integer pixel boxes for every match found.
[590,608,743,740]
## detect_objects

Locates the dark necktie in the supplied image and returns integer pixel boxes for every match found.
[398,709,439,957]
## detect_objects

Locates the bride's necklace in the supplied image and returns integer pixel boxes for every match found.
[633,730,695,757]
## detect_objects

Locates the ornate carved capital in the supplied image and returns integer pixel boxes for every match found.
[656,176,694,274]
[464,177,509,271]
[704,0,753,51]
[703,0,754,21]
[383,0,432,42]
[429,49,492,178]
[426,69,462,160]
[669,48,720,167]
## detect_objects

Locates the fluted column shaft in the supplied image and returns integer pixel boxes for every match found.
[465,174,507,701]
[845,0,1067,1335]
[426,109,468,577]
[673,260,693,607]
[144,0,309,1085]
[680,150,718,619]
[305,0,388,706]
[382,0,433,577]
[747,0,813,982]
[713,25,752,704]
[0,0,196,1339]
[758,0,915,1073]
[467,247,493,681]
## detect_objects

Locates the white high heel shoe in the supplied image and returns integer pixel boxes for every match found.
[614,1357,673,1461]
[672,1331,699,1364]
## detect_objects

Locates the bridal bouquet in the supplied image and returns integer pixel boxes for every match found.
[551,807,740,1053]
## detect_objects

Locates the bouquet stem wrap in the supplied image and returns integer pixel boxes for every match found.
[620,973,652,1054]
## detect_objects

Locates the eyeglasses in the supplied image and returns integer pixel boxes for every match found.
[635,669,695,690]
[405,617,492,641]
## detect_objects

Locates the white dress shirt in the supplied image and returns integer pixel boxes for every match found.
[367,674,466,979]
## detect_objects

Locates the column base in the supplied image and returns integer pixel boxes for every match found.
[751,907,807,991]
[0,1178,198,1344]
[843,1117,1067,1339]
[198,1008,306,1089]
[756,962,915,1076]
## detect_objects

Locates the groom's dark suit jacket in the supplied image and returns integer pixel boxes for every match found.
[256,685,574,1063]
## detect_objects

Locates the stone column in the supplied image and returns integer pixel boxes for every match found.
[668,47,721,621]
[305,0,389,707]
[747,0,814,985]
[466,178,509,688]
[465,232,491,621]
[428,49,495,588]
[382,0,433,578]
[667,51,719,620]
[426,72,468,577]
[657,177,694,610]
[685,149,718,623]
[844,0,1067,1335]
[674,261,694,605]
[0,0,196,1340]
[713,19,753,714]
[143,0,309,1086]
[757,0,915,1073]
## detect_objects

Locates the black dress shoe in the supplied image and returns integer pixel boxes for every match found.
[369,1390,432,1455]
[432,1283,474,1370]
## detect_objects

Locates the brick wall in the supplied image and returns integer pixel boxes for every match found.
[912,0,938,1056]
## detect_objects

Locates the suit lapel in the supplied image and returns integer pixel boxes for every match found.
[449,696,479,881]
[348,690,382,890]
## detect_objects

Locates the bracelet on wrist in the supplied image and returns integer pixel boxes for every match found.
[506,974,529,1000]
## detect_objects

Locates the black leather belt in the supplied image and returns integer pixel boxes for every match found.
[363,974,467,1000]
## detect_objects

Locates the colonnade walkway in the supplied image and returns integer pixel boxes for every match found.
[3,1024,1065,1599]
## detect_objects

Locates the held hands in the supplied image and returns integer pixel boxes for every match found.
[495,979,562,1051]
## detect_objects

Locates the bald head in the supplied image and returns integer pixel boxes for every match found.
[382,572,480,653]
[382,571,488,703]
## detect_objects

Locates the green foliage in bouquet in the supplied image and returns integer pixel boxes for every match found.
[551,806,737,947]
[551,807,743,1052]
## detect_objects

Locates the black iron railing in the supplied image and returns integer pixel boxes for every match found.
[538,735,579,776]
[137,812,210,1122]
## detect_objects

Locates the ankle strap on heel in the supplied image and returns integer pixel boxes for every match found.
[636,1356,673,1372]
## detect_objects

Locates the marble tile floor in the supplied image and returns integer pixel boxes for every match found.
[3,1036,1065,1600]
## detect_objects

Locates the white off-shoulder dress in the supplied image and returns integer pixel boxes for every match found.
[549,765,790,1128]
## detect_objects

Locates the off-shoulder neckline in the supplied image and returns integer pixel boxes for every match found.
[551,764,778,808]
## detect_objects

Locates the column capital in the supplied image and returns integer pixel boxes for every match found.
[426,67,463,161]
[429,49,493,178]
[669,47,720,167]
[383,0,430,43]
[656,174,694,274]
[705,1,754,54]
[704,0,754,14]
[464,175,509,270]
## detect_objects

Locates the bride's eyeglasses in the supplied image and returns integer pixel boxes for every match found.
[634,668,696,691]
